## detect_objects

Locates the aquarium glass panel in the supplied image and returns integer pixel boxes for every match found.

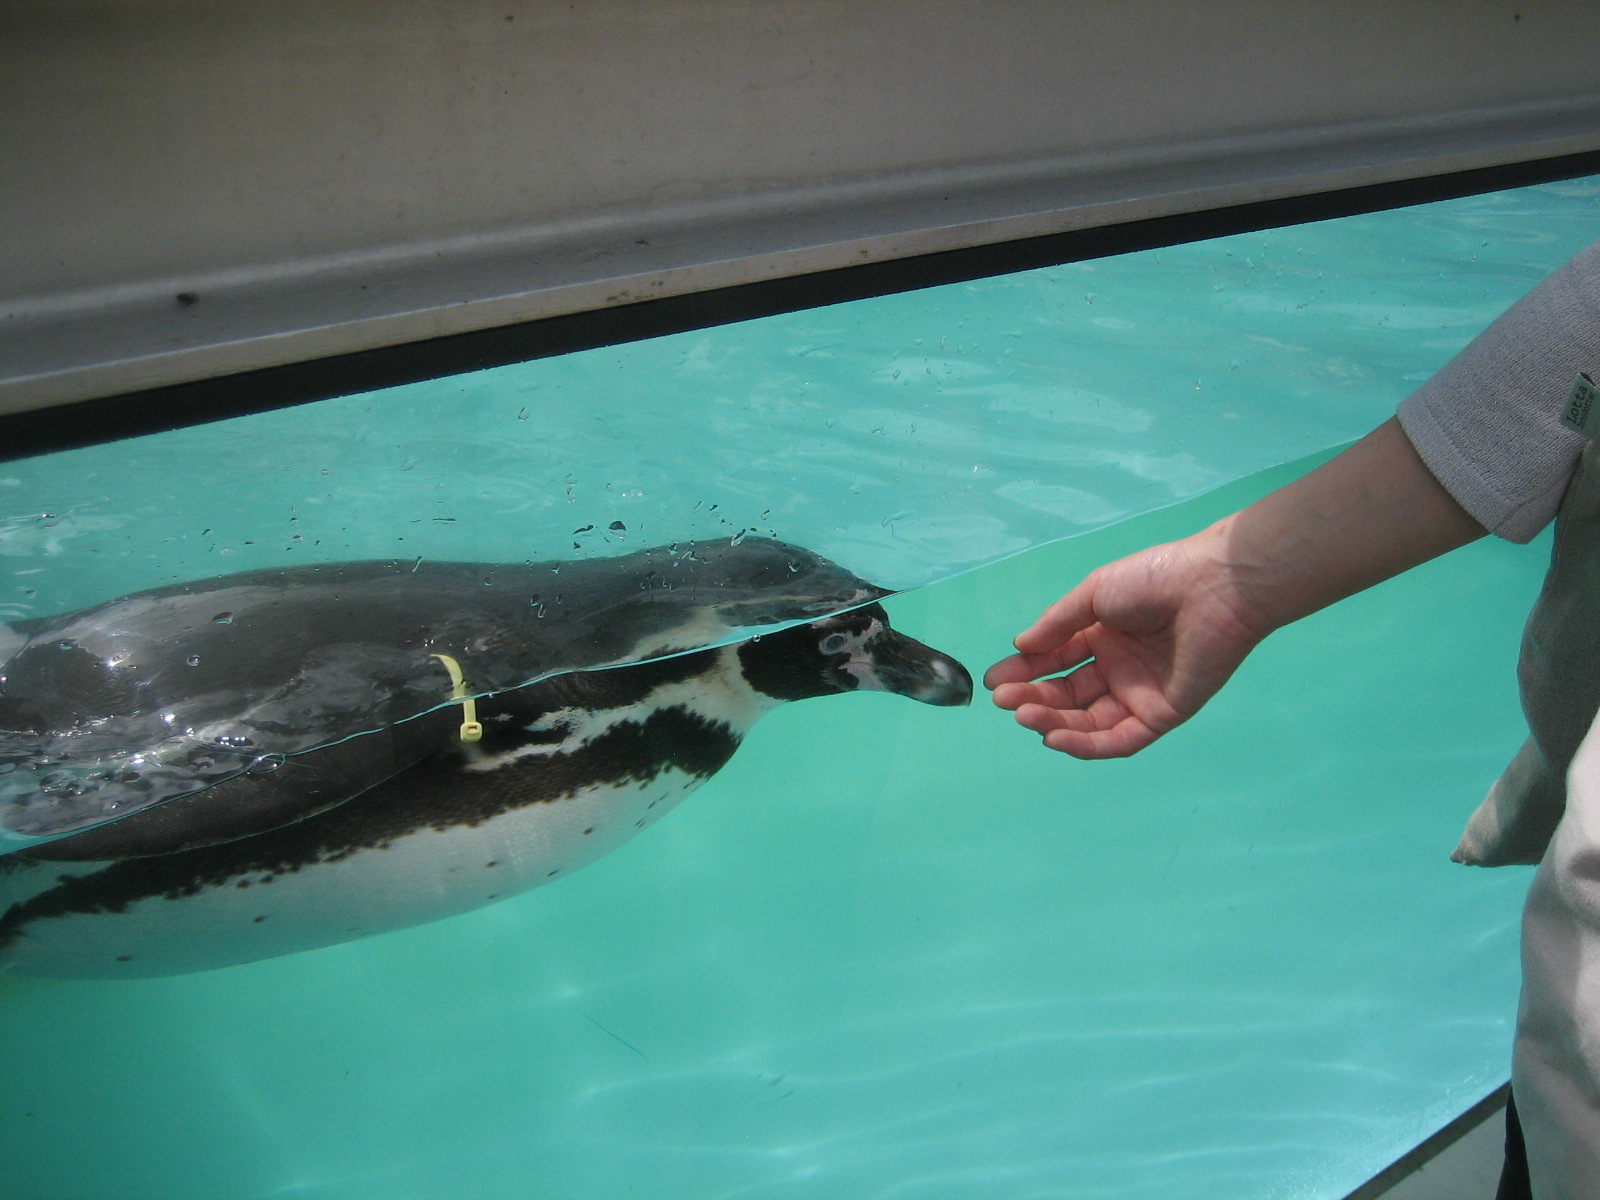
[2,175,1595,1197]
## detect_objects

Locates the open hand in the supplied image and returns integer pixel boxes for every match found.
[983,528,1270,759]
[984,419,1487,759]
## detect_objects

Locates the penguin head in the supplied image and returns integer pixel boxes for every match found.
[735,603,972,706]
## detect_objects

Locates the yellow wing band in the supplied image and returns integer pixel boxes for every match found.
[431,653,484,742]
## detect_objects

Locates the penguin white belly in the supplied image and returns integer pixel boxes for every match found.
[0,766,707,978]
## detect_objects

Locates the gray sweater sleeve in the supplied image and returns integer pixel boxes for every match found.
[1397,238,1600,543]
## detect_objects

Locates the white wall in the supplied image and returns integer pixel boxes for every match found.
[6,0,1600,413]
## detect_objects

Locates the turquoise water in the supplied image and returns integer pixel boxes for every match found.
[7,178,1599,618]
[2,178,1598,1196]
[0,468,1546,1198]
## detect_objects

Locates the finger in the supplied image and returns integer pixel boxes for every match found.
[1011,677,1180,758]
[1011,586,1097,655]
[983,630,1094,689]
[989,667,1109,714]
[1008,685,1113,734]
[1041,718,1161,759]
[989,680,1054,713]
[1008,699,1160,758]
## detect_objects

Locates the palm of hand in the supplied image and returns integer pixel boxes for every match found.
[984,541,1265,759]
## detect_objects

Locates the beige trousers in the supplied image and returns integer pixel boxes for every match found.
[1517,719,1600,1198]
[1454,435,1600,1199]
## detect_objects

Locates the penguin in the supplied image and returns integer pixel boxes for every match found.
[0,535,892,848]
[0,541,970,977]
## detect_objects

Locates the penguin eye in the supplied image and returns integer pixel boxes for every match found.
[819,632,850,655]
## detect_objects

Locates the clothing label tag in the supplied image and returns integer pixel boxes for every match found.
[1562,373,1600,437]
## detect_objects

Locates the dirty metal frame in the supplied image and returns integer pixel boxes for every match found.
[6,146,1600,465]
[7,1,1600,461]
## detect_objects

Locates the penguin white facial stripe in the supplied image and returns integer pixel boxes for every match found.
[624,590,885,664]
[624,609,745,663]
[827,617,888,688]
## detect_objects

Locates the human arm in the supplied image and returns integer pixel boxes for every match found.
[983,417,1487,758]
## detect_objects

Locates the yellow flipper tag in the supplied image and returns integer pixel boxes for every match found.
[431,653,484,742]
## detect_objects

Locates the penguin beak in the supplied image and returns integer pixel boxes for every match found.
[856,631,973,707]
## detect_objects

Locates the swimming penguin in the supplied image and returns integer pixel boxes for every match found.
[0,535,895,848]
[0,539,970,977]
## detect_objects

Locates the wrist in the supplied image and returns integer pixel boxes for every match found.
[1186,516,1290,644]
[1200,419,1486,636]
